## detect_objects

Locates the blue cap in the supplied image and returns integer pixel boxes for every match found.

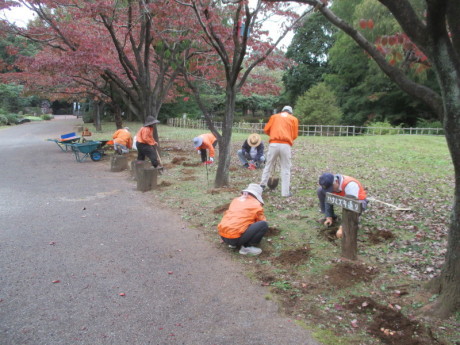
[319,173,334,192]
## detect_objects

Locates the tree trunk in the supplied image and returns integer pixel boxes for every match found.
[114,103,123,129]
[214,87,236,187]
[428,39,460,317]
[94,102,103,132]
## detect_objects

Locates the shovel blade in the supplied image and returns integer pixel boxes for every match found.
[267,177,279,190]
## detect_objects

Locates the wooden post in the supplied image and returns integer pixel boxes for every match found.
[110,154,129,172]
[326,193,362,261]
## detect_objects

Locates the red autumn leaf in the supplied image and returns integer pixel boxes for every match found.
[52,280,60,283]
[389,36,397,46]
[119,293,125,296]
[381,36,388,45]
[183,97,189,101]
[367,19,374,29]
[359,19,367,29]
[168,271,173,274]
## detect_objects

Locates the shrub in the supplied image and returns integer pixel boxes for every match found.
[295,83,342,125]
[41,114,53,120]
[0,115,8,125]
[365,121,400,135]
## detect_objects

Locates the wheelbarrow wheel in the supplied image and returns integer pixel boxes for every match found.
[90,150,103,161]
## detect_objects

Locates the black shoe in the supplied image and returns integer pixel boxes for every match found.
[243,163,249,168]
[260,184,266,190]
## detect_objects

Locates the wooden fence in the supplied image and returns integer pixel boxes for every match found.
[167,118,444,136]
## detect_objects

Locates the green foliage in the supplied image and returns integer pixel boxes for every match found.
[366,120,401,134]
[295,83,342,125]
[283,13,337,105]
[41,114,53,120]
[0,83,39,113]
[416,118,442,129]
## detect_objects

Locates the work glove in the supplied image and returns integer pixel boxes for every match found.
[209,157,214,162]
[324,217,334,226]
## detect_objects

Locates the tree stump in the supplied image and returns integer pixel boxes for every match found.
[111,154,129,172]
[132,160,148,181]
[136,166,159,192]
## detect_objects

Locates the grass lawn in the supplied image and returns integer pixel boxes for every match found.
[89,122,458,345]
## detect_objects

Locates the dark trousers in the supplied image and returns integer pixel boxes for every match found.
[200,141,218,162]
[136,142,158,167]
[222,221,268,247]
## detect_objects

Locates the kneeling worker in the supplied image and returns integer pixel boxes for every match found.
[218,183,268,256]
[135,116,160,167]
[237,133,265,169]
[317,173,368,236]
[112,127,133,154]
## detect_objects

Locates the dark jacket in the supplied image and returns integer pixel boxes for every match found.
[242,140,264,161]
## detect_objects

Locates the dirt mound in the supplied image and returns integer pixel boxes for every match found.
[326,261,379,288]
[265,226,281,237]
[171,156,188,164]
[368,229,395,244]
[181,169,196,175]
[179,176,197,181]
[207,187,239,194]
[158,181,172,187]
[213,203,230,214]
[275,246,311,265]
[346,297,441,345]
[183,162,201,167]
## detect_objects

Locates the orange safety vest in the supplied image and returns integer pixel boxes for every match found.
[136,126,157,146]
[264,111,299,146]
[218,194,266,239]
[196,133,217,158]
[334,175,367,200]
[112,129,133,149]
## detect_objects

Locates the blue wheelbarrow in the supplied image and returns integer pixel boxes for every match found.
[70,141,104,162]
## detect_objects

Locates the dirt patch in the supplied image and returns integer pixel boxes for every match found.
[158,181,172,187]
[325,261,379,288]
[162,163,175,170]
[274,246,311,266]
[163,146,188,152]
[181,169,196,175]
[346,296,442,345]
[368,229,396,244]
[213,203,230,214]
[317,225,340,243]
[171,156,188,165]
[254,264,277,286]
[183,162,201,167]
[207,187,239,194]
[265,226,281,237]
[179,176,197,181]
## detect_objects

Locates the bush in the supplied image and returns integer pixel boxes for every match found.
[41,114,53,120]
[0,115,8,125]
[295,83,342,125]
[366,121,400,135]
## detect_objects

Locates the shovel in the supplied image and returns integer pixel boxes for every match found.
[267,159,279,190]
[155,147,164,175]
[367,197,411,211]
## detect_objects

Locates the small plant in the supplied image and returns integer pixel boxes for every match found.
[271,280,292,290]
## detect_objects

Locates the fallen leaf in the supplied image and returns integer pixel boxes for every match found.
[52,280,60,283]
[168,271,173,275]
[351,319,358,328]
[119,293,125,296]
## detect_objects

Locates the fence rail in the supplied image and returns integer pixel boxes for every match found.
[167,118,444,136]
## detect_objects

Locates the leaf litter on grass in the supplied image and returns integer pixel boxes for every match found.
[147,132,458,345]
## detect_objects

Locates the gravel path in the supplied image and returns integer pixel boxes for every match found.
[0,118,320,345]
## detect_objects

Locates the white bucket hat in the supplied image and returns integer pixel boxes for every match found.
[242,183,264,204]
[144,116,160,126]
[282,105,293,114]
[193,136,203,148]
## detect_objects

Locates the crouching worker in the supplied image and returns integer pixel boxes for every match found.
[193,133,217,163]
[135,116,160,167]
[218,183,268,256]
[237,133,265,169]
[317,173,368,229]
[112,127,133,154]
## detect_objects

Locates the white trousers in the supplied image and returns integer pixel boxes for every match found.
[260,143,292,196]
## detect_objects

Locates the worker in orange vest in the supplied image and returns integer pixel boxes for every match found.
[135,116,160,167]
[218,184,268,256]
[112,127,133,154]
[317,172,368,227]
[193,133,217,164]
[260,106,298,197]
